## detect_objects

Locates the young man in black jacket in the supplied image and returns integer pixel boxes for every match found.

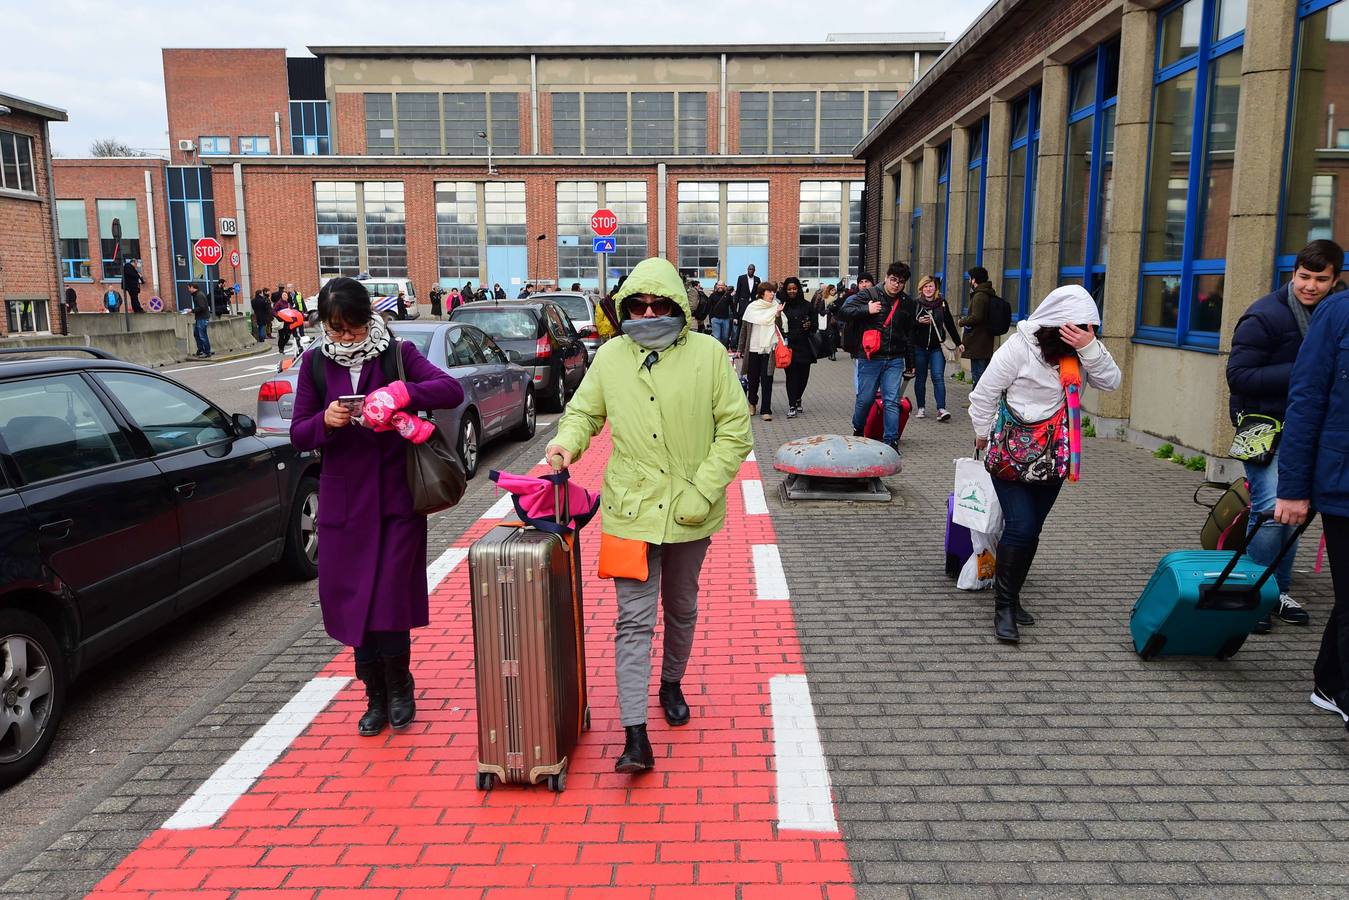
[708,282,733,346]
[1227,239,1343,632]
[840,261,915,450]
[189,283,212,358]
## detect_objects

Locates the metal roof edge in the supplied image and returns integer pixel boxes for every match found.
[853,0,1019,158]
[0,92,69,122]
[307,41,949,57]
[199,153,866,167]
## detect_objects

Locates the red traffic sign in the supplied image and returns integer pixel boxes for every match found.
[193,237,223,266]
[229,249,240,268]
[590,208,618,237]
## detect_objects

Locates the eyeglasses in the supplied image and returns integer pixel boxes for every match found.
[324,323,369,340]
[624,297,676,317]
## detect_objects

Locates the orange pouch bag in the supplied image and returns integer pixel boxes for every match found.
[598,533,649,580]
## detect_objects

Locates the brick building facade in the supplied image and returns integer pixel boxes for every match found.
[53,39,946,313]
[0,94,66,338]
[856,0,1348,463]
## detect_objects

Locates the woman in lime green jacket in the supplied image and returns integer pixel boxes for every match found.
[547,256,753,774]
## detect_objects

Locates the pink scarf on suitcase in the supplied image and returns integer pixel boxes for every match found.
[489,469,600,534]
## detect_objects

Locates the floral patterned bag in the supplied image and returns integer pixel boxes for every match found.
[984,393,1070,484]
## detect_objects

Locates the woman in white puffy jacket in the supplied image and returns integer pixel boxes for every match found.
[969,285,1122,643]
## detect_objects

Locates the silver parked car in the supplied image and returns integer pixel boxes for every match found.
[255,322,535,478]
[534,291,599,354]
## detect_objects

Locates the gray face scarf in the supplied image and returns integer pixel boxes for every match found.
[623,315,683,351]
[1286,286,1313,339]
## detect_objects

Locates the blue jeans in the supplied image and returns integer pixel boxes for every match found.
[851,357,906,443]
[711,317,732,346]
[991,478,1064,550]
[1243,453,1298,593]
[913,347,947,409]
[970,358,989,386]
[193,319,211,355]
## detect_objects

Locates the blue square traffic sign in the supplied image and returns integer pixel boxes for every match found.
[592,237,616,254]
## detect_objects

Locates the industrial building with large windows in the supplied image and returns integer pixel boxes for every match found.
[50,38,946,314]
[856,0,1347,462]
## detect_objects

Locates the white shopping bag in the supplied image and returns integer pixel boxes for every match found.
[952,457,1003,535]
[956,529,998,591]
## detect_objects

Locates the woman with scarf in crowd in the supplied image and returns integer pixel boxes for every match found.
[969,285,1121,643]
[740,282,785,421]
[911,275,961,422]
[290,277,464,735]
[813,283,838,361]
[780,277,818,418]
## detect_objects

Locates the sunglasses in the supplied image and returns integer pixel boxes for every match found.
[624,297,676,316]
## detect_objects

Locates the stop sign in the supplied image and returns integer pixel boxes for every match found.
[590,208,618,237]
[193,237,223,266]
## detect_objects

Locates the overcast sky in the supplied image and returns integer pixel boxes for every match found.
[4,0,990,157]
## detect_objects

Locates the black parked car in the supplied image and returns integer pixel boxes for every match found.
[0,348,320,786]
[449,299,588,412]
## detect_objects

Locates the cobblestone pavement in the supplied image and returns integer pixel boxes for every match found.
[2,352,1346,898]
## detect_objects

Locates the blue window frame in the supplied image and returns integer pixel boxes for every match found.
[961,118,989,313]
[1004,88,1041,319]
[198,136,230,155]
[1275,0,1347,282]
[166,167,217,312]
[935,141,951,294]
[1137,0,1245,350]
[238,136,270,155]
[290,101,332,155]
[1059,42,1119,315]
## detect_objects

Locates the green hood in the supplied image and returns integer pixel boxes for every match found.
[612,257,692,339]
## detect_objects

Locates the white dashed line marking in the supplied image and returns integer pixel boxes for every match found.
[752,544,789,600]
[482,493,515,519]
[771,674,838,833]
[742,480,768,515]
[162,677,349,830]
[426,547,469,591]
[746,450,757,462]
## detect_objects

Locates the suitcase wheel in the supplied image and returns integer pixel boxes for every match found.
[583,707,591,731]
[1139,634,1166,660]
[476,772,496,791]
[546,771,567,793]
[1216,635,1247,661]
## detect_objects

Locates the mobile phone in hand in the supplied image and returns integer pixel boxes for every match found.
[338,394,365,416]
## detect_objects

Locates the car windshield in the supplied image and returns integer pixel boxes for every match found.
[453,308,537,340]
[391,327,433,354]
[550,295,590,322]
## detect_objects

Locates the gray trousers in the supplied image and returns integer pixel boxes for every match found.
[613,537,712,727]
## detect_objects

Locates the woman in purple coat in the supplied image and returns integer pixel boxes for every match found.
[291,277,464,736]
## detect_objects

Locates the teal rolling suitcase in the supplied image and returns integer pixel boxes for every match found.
[1130,515,1307,660]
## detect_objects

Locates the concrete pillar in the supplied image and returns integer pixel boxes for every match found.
[1097,1,1157,422]
[946,125,971,301]
[1030,60,1070,307]
[1207,0,1299,456]
[878,168,897,276]
[982,100,1012,284]
[894,157,918,268]
[918,144,940,278]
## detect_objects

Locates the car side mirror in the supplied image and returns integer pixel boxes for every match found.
[505,349,523,363]
[232,413,258,437]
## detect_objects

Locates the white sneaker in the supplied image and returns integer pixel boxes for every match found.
[1311,687,1348,723]
[915,407,926,419]
[937,408,951,422]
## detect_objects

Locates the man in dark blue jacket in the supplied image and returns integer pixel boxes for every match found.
[1276,286,1349,732]
[1228,240,1343,632]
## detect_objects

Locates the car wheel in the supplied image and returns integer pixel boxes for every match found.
[511,388,537,441]
[458,413,481,479]
[0,610,66,789]
[281,475,319,580]
[544,368,567,413]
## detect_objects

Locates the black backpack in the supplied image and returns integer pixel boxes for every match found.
[986,292,1012,336]
[307,341,400,399]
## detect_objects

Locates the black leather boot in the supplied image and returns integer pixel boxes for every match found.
[355,661,388,737]
[614,724,655,774]
[1014,542,1038,626]
[994,544,1035,644]
[382,653,416,729]
[659,680,690,726]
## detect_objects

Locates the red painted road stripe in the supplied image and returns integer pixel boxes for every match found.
[89,429,855,897]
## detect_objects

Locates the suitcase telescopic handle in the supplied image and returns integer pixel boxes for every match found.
[1210,512,1311,591]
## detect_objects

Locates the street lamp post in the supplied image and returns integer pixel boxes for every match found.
[475,130,496,175]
